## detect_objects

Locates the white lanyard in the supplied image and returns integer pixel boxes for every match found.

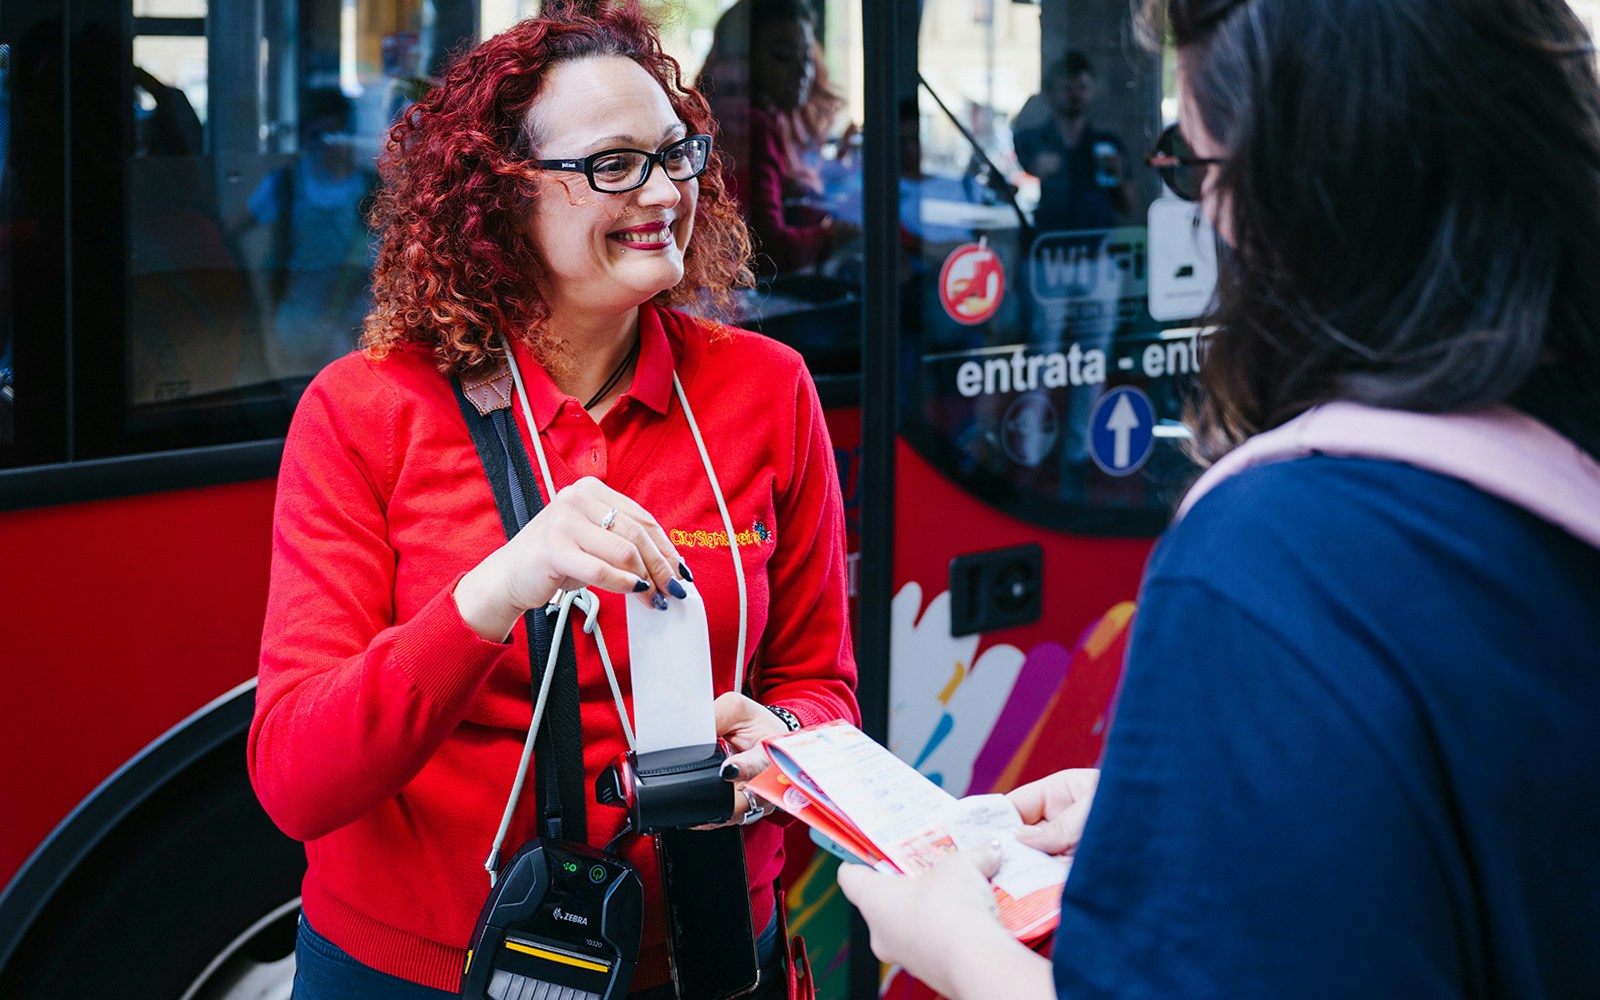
[486,331,748,882]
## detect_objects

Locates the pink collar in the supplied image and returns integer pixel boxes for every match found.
[1176,402,1600,549]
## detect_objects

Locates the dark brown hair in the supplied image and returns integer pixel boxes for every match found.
[361,0,754,373]
[1143,0,1600,462]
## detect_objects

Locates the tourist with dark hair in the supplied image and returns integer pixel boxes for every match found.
[839,0,1600,996]
[249,3,858,996]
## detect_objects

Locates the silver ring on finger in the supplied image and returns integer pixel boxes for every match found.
[740,788,767,825]
[599,506,619,531]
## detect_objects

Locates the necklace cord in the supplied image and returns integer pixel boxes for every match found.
[582,335,641,410]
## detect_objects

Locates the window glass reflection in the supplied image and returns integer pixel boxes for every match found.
[127,54,250,406]
[132,0,207,16]
[133,37,208,128]
[99,0,868,456]
[907,0,1209,529]
[125,0,457,438]
[645,0,864,376]
[233,85,378,381]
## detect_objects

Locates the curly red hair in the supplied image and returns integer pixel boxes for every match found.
[360,0,754,373]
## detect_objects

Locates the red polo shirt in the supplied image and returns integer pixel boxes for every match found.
[250,303,858,991]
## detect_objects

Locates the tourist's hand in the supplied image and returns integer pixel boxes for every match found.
[1006,768,1099,856]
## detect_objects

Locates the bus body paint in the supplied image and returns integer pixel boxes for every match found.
[0,479,277,882]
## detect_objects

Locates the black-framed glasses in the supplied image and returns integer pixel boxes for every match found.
[1145,123,1225,202]
[534,134,713,193]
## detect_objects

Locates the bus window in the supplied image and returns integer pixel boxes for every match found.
[109,0,865,459]
[116,0,474,452]
[128,0,248,412]
[646,0,865,380]
[907,0,1211,534]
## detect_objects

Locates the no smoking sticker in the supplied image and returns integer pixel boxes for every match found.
[938,239,1006,325]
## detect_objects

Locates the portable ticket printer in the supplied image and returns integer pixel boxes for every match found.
[595,742,734,834]
[457,593,757,1000]
[460,839,642,1000]
[458,586,647,1000]
[462,733,754,1000]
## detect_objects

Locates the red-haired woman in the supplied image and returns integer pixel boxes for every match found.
[248,3,858,997]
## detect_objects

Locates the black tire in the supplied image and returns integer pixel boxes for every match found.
[0,730,306,999]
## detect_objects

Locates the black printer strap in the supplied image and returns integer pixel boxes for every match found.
[453,374,588,844]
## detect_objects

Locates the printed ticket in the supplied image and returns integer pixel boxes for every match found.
[745,721,1068,942]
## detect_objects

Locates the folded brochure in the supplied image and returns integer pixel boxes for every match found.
[745,721,1068,942]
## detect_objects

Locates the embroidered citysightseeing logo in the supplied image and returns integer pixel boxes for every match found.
[670,520,775,549]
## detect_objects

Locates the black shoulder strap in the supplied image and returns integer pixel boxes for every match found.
[452,360,587,844]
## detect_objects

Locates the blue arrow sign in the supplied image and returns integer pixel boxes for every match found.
[1089,386,1156,476]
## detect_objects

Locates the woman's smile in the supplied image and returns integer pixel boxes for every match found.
[610,219,675,249]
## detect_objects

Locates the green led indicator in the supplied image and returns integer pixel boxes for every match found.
[562,861,578,873]
[589,865,607,883]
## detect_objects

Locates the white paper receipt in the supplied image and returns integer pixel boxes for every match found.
[624,581,717,753]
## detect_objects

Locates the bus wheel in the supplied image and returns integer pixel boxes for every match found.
[0,730,306,999]
[180,896,301,1000]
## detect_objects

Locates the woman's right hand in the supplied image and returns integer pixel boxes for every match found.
[1005,767,1100,857]
[452,476,688,641]
[836,844,1056,1000]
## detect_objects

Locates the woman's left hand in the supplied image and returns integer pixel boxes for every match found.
[690,692,793,829]
[1007,767,1099,857]
[713,691,794,781]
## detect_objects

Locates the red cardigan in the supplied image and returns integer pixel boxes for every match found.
[249,303,859,991]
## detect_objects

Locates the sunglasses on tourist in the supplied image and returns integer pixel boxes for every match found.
[1144,123,1224,202]
[534,133,714,194]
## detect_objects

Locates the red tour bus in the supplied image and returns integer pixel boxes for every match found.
[0,1,1207,996]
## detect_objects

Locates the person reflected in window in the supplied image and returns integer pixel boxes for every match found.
[384,4,439,127]
[698,0,859,277]
[242,87,379,380]
[1013,52,1135,234]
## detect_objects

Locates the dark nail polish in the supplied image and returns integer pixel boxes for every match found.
[678,561,694,583]
[652,592,669,611]
[632,577,650,593]
[720,761,740,781]
[667,579,687,600]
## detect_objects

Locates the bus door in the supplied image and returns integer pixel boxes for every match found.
[864,1,1214,992]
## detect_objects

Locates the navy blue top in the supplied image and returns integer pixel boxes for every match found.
[1053,457,1600,999]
